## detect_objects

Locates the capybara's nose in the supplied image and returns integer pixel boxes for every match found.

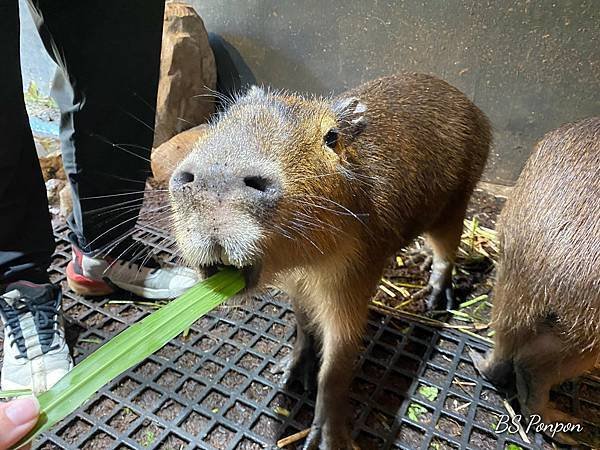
[170,170,195,190]
[170,163,281,203]
[241,175,275,193]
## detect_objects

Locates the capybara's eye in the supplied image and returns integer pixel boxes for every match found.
[324,128,339,149]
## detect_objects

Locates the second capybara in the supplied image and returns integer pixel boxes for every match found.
[472,117,600,445]
[170,73,491,448]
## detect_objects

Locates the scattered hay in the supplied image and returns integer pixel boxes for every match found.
[374,215,500,340]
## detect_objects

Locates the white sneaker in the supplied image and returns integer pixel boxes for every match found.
[0,282,73,393]
[66,244,199,299]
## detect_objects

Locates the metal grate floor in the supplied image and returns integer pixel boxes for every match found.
[1,223,598,450]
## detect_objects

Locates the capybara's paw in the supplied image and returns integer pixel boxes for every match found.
[272,352,318,392]
[469,349,515,391]
[426,286,455,311]
[469,348,490,376]
[302,425,357,450]
[405,246,433,272]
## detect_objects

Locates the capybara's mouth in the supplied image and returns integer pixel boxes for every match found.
[202,261,261,291]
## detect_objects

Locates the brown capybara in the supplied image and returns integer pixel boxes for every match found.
[169,73,491,449]
[471,117,600,446]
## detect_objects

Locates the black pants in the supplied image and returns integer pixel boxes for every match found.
[0,0,165,285]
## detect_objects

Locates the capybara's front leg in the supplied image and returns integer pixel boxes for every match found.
[303,328,358,450]
[302,281,370,450]
[274,300,319,392]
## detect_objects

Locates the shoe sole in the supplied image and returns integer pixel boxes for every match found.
[2,365,74,392]
[66,262,115,296]
[67,261,194,299]
[69,277,183,299]
[111,282,179,299]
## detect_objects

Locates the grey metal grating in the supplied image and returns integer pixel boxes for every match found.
[1,223,597,450]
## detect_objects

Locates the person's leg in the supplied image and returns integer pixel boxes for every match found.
[0,0,55,287]
[0,0,71,394]
[28,0,198,299]
[28,0,166,255]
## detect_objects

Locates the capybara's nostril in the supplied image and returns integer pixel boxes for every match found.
[243,175,272,193]
[171,170,195,190]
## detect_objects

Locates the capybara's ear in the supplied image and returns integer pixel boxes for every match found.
[332,97,367,140]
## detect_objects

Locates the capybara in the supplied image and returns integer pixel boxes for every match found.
[170,73,491,448]
[471,117,600,445]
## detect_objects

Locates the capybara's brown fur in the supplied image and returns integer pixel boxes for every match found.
[170,73,491,448]
[472,117,600,445]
